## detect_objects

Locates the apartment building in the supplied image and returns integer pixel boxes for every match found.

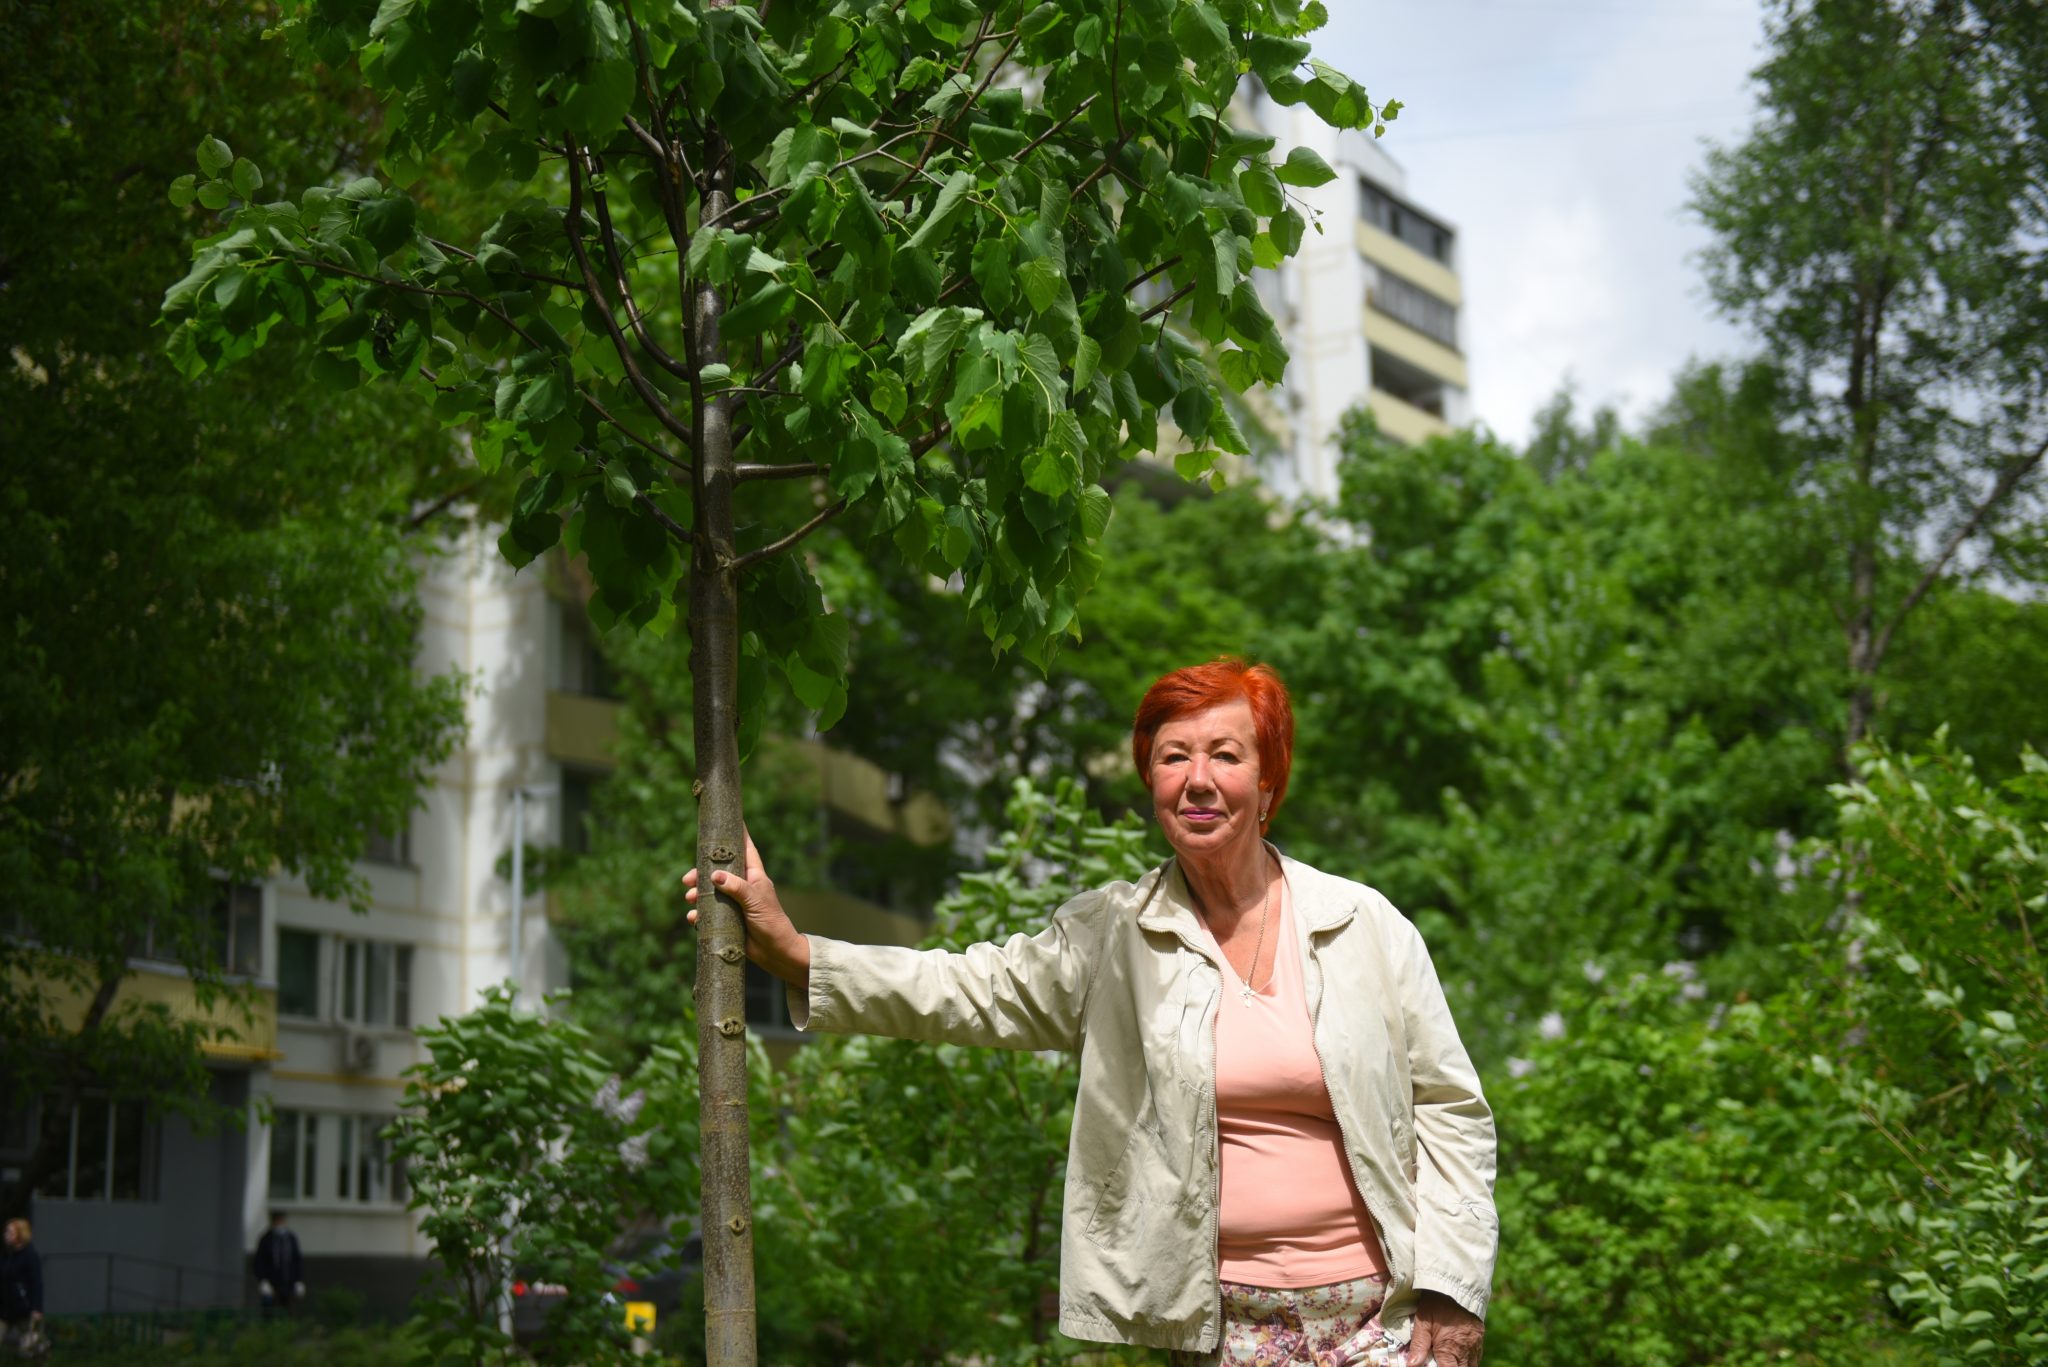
[5,532,949,1314]
[1241,88,1471,501]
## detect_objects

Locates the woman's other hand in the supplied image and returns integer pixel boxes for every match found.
[683,830,811,990]
[1408,1290,1484,1367]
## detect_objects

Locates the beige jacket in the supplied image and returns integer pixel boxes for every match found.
[794,849,1498,1353]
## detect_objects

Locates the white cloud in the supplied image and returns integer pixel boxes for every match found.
[1315,1,1769,443]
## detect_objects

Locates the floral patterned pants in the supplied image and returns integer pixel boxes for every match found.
[1171,1275,1402,1367]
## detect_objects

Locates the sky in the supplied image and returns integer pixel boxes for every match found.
[1316,0,1773,445]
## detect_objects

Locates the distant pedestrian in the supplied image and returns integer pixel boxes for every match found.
[252,1211,304,1315]
[1,1218,46,1359]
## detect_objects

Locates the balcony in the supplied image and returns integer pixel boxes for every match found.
[546,689,623,770]
[1367,388,1453,446]
[1362,308,1469,391]
[8,958,280,1064]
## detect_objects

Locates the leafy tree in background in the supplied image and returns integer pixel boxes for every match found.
[162,0,1394,1351]
[1693,0,2048,760]
[0,0,468,1222]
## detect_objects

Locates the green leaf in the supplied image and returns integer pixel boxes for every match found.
[1017,257,1064,314]
[1015,332,1066,415]
[906,169,975,253]
[196,135,232,177]
[1023,443,1079,497]
[1275,147,1337,188]
[369,0,416,37]
[869,370,908,425]
[1077,484,1113,541]
[969,124,1030,160]
[357,195,417,255]
[168,175,197,208]
[231,157,263,199]
[721,281,795,340]
[196,182,231,211]
[1072,336,1102,391]
[562,59,636,136]
[1171,2,1231,68]
[1239,160,1283,217]
[450,50,497,120]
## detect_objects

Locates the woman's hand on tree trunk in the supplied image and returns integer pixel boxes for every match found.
[684,829,811,990]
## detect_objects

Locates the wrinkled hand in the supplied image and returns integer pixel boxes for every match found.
[683,829,811,989]
[1408,1291,1484,1367]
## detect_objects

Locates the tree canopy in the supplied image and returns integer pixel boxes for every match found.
[1,0,469,1221]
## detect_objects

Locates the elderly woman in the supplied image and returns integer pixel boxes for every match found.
[687,659,1495,1366]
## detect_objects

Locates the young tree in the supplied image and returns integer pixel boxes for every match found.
[1693,0,2048,759]
[162,1,1392,1354]
[1,0,468,1222]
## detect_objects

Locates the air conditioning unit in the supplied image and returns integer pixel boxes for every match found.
[339,1028,377,1073]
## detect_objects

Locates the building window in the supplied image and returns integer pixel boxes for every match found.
[269,1108,319,1202]
[560,769,604,856]
[745,960,798,1035]
[268,1111,403,1205]
[35,1096,157,1202]
[338,938,413,1028]
[140,882,263,975]
[1360,179,1454,265]
[277,929,321,1018]
[559,611,623,700]
[338,1115,405,1204]
[1369,270,1459,351]
[364,821,412,866]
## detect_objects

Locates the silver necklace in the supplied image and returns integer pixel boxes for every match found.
[1197,873,1276,1004]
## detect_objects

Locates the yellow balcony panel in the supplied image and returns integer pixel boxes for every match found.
[1355,223,1463,306]
[790,740,954,847]
[782,887,926,949]
[547,690,623,771]
[1367,388,1454,446]
[9,959,280,1062]
[1362,310,1469,391]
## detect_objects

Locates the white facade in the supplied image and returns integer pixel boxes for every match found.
[246,528,570,1265]
[1242,92,1472,502]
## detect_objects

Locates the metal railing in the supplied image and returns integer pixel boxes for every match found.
[42,1250,244,1314]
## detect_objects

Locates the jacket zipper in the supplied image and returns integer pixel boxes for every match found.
[1306,927,1408,1333]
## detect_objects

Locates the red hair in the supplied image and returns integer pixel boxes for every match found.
[1132,658,1295,831]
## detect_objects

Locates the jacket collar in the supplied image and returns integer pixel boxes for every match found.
[1134,843,1360,943]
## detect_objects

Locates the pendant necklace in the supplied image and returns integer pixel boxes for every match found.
[1195,871,1275,1005]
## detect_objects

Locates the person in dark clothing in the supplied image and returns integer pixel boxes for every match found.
[1,1217,46,1358]
[252,1211,305,1314]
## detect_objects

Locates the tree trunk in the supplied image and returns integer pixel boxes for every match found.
[689,138,757,1367]
[1,966,126,1221]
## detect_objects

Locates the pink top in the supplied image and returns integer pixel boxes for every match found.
[1210,887,1389,1287]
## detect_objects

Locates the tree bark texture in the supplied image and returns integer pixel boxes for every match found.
[689,137,757,1367]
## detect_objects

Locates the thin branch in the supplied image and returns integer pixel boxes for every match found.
[754,334,805,392]
[732,498,849,571]
[635,488,694,546]
[702,129,931,233]
[293,256,548,354]
[1870,430,2048,667]
[423,236,583,293]
[405,479,484,530]
[583,392,691,474]
[735,462,825,482]
[1125,257,1181,294]
[1074,137,1129,198]
[589,173,695,383]
[911,422,951,459]
[565,145,701,452]
[1015,94,1098,162]
[1139,282,1195,322]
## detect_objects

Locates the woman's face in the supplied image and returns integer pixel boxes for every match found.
[1148,698,1267,864]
